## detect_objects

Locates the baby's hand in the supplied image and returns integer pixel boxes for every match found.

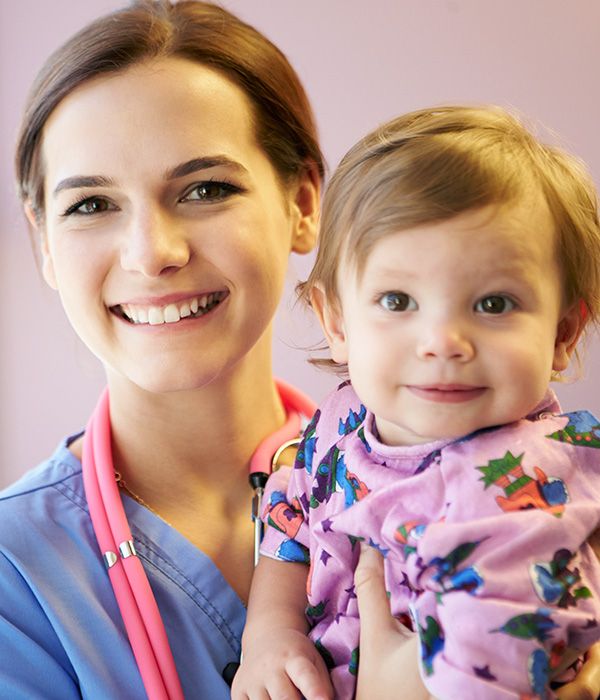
[231,627,333,700]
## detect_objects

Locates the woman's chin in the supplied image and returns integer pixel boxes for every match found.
[106,362,234,397]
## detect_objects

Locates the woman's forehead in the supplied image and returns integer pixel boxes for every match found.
[41,58,259,186]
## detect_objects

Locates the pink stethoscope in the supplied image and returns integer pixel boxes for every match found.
[82,379,317,700]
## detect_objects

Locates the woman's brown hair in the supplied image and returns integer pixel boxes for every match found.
[16,0,324,222]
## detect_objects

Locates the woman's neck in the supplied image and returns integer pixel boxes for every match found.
[106,367,285,501]
[73,349,287,602]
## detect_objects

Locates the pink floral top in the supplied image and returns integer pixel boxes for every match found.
[261,381,600,700]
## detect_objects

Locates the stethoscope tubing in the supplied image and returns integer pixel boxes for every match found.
[83,380,316,699]
[247,378,317,477]
[83,389,184,700]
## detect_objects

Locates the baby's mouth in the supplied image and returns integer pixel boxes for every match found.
[113,291,229,325]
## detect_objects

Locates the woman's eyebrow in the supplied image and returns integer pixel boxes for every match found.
[52,156,248,197]
[165,156,248,180]
[53,175,114,196]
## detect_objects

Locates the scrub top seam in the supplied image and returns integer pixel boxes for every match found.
[132,530,241,655]
[54,479,241,653]
[0,463,83,505]
[53,480,88,512]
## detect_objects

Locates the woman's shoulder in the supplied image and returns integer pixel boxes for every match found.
[0,433,87,540]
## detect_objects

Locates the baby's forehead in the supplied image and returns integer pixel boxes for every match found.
[346,196,557,272]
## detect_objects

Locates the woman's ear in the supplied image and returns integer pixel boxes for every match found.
[25,202,58,290]
[310,285,348,364]
[552,301,586,372]
[290,162,320,255]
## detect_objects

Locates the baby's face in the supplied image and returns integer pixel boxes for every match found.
[324,198,580,446]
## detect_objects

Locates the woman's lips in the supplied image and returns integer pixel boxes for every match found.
[407,385,486,403]
[111,290,229,325]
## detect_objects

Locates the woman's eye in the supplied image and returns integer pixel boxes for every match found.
[379,292,417,312]
[64,197,114,216]
[180,181,241,203]
[475,295,516,314]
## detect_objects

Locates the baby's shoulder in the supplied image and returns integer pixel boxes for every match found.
[310,381,367,444]
[442,408,600,491]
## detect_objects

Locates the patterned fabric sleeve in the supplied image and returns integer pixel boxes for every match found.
[259,463,311,564]
[259,406,324,565]
[260,382,361,566]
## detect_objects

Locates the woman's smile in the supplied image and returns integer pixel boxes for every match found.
[112,290,229,325]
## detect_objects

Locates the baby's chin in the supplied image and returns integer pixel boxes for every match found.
[375,416,505,448]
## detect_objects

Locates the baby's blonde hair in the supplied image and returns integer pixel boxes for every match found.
[302,107,600,345]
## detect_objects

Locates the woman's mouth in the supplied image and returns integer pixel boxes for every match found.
[113,291,229,325]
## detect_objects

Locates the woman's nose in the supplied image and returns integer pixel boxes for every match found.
[416,321,475,362]
[120,208,190,277]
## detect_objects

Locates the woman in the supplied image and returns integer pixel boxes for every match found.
[6,2,320,697]
[2,1,599,698]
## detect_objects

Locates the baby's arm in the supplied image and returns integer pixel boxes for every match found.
[232,555,333,700]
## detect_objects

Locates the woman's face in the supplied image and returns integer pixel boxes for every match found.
[35,58,317,393]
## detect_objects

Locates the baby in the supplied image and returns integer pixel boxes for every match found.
[237,106,600,699]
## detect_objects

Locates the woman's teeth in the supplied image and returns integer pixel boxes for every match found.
[119,292,227,325]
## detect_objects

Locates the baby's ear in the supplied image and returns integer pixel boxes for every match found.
[25,202,57,290]
[552,301,586,372]
[310,285,348,364]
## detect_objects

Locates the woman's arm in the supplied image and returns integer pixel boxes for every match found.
[354,542,600,700]
[354,545,435,700]
[0,552,81,700]
[555,641,600,700]
[232,556,333,700]
[555,528,600,699]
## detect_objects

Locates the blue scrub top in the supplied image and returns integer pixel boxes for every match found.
[0,435,245,699]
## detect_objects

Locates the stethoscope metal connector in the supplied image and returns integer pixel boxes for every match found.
[250,471,269,566]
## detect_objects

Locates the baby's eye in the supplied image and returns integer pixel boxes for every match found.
[64,197,114,216]
[475,295,516,314]
[180,181,241,203]
[378,292,417,312]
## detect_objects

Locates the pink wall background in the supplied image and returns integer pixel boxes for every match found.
[1,1,599,486]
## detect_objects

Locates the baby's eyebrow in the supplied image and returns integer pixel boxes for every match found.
[53,175,114,196]
[367,264,417,279]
